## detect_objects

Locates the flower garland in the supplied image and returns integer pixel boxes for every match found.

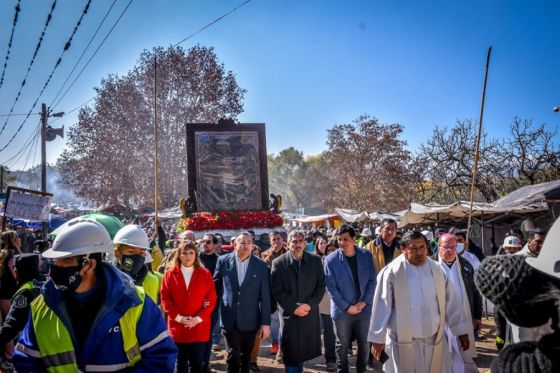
[181,211,283,231]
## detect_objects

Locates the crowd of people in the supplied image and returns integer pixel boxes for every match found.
[0,215,555,372]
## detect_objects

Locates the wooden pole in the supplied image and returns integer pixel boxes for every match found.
[153,55,159,223]
[467,46,492,241]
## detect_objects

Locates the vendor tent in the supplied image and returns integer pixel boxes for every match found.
[335,208,402,224]
[398,180,560,227]
[493,179,560,212]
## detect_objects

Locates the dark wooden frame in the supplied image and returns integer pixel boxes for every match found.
[186,120,269,212]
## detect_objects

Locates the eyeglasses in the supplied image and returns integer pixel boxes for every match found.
[202,240,213,244]
[237,242,252,246]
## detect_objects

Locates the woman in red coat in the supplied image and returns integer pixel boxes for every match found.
[161,242,217,373]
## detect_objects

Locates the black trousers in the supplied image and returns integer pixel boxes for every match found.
[176,342,206,373]
[222,325,258,373]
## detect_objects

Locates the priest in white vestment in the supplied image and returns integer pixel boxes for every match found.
[368,230,471,373]
[436,234,479,373]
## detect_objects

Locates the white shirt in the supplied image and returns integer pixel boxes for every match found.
[404,260,441,338]
[235,254,250,285]
[181,264,194,289]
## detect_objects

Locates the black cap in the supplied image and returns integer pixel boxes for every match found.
[13,253,40,274]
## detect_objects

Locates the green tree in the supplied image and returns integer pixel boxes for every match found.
[268,148,332,211]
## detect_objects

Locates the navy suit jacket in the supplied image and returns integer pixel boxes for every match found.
[213,252,271,331]
[324,247,377,320]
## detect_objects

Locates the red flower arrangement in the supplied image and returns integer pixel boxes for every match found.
[182,211,283,231]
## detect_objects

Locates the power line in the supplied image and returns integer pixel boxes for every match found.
[28,128,40,188]
[0,0,22,91]
[16,124,39,184]
[1,123,40,168]
[172,0,251,48]
[0,0,93,154]
[49,0,118,107]
[50,96,95,124]
[52,0,247,112]
[0,0,57,138]
[0,112,39,117]
[52,0,134,110]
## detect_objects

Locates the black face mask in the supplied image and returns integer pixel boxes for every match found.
[49,264,83,292]
[120,254,145,275]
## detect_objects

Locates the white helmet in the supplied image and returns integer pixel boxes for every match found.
[503,235,522,248]
[421,230,434,242]
[361,228,372,237]
[113,225,150,250]
[526,217,559,280]
[43,219,113,259]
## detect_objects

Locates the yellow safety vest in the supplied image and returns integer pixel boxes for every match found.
[14,281,35,297]
[150,246,164,272]
[22,286,146,373]
[142,272,160,303]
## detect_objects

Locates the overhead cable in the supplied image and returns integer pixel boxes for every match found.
[172,0,251,48]
[49,0,118,107]
[0,0,57,137]
[0,0,22,91]
[0,0,93,154]
[52,0,134,110]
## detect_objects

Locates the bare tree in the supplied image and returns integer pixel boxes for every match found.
[414,118,560,204]
[58,45,245,210]
[323,115,415,211]
[502,117,560,187]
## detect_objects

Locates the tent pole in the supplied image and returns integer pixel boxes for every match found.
[467,46,492,241]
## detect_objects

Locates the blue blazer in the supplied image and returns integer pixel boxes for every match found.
[213,252,271,331]
[324,247,377,320]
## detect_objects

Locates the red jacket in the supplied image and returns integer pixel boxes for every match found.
[161,265,217,343]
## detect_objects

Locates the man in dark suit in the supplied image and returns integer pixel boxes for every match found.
[324,225,377,373]
[271,230,325,372]
[214,232,271,373]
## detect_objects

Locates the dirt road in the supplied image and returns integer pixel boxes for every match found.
[208,317,498,372]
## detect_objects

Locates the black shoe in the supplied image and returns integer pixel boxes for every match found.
[250,363,260,372]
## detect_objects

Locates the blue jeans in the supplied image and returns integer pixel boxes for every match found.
[272,306,284,348]
[176,341,206,373]
[321,313,336,363]
[284,363,304,373]
[333,312,371,373]
[270,309,280,344]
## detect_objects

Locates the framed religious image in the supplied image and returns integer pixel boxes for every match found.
[186,120,269,212]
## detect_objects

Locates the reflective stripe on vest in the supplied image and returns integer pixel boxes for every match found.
[142,272,159,303]
[14,281,35,297]
[30,286,146,372]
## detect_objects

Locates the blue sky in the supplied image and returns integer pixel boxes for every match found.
[0,0,559,171]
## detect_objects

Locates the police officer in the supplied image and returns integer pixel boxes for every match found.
[0,254,42,348]
[13,219,177,372]
[114,224,161,304]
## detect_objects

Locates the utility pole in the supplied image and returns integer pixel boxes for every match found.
[40,103,64,239]
[40,104,48,239]
[0,166,4,193]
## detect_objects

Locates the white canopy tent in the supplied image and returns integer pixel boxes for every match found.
[335,208,402,224]
[397,180,560,227]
